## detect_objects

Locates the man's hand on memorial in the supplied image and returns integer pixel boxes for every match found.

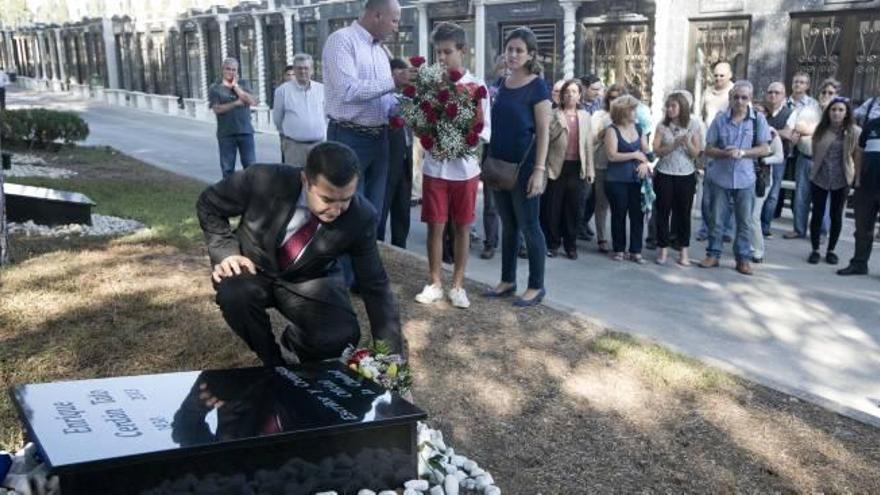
[212,255,257,283]
[198,382,225,409]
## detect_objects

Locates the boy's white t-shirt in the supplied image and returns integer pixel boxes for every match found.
[421,71,492,181]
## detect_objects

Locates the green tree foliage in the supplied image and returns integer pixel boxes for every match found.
[0,108,90,148]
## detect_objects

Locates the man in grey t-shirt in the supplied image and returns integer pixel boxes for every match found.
[208,58,259,178]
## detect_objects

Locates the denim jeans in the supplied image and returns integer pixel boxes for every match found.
[698,174,733,237]
[218,134,256,179]
[791,153,813,236]
[705,180,755,261]
[494,179,546,290]
[327,122,390,286]
[760,162,786,234]
[327,122,389,215]
[482,180,500,249]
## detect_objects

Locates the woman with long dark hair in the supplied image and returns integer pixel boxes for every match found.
[482,27,551,306]
[807,97,862,265]
[652,92,701,265]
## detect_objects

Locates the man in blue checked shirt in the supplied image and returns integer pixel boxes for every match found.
[698,80,771,275]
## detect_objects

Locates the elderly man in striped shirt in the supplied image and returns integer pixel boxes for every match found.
[322,0,412,217]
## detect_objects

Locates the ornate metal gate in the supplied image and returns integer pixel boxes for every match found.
[687,18,750,99]
[787,11,880,103]
[580,22,652,102]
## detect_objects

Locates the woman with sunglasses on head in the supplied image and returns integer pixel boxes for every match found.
[807,96,862,265]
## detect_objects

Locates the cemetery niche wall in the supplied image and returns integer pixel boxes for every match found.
[10,362,426,494]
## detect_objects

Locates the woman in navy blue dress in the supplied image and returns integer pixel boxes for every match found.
[482,27,552,306]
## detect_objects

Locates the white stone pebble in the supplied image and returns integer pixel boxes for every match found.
[405,479,430,491]
[443,464,458,475]
[485,486,501,495]
[4,163,77,179]
[7,214,146,238]
[357,490,376,495]
[429,485,444,495]
[475,475,492,490]
[462,460,477,472]
[451,455,466,467]
[315,492,338,495]
[378,491,397,495]
[443,476,459,495]
[403,489,420,495]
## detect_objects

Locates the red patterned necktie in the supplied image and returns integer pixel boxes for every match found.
[277,214,319,268]
[261,413,282,434]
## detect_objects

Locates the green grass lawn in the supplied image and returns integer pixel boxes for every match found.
[6,146,205,249]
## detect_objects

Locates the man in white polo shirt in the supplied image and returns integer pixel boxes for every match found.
[273,54,326,166]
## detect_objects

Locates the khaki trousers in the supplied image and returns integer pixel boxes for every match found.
[281,136,318,166]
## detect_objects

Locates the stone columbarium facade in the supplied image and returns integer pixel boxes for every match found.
[2,0,879,127]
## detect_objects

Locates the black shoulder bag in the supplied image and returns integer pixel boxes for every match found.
[753,118,770,197]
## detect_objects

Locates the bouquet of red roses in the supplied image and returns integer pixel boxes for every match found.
[392,56,487,162]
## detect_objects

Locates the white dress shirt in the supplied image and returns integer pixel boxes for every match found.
[273,80,327,142]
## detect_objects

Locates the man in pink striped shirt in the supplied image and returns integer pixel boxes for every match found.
[322,0,411,217]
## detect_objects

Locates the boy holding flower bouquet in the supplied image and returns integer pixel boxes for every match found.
[409,22,492,309]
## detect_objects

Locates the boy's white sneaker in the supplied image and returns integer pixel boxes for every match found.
[415,284,444,304]
[448,287,470,309]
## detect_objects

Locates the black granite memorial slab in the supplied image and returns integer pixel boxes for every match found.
[11,363,426,494]
[3,183,95,226]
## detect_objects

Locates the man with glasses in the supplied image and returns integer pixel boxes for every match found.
[273,54,326,166]
[699,81,771,275]
[780,71,822,239]
[208,58,259,179]
[697,61,735,242]
[759,82,792,238]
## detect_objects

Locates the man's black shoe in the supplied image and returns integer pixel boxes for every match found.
[837,264,868,276]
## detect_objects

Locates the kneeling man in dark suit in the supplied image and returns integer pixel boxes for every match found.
[197,141,402,365]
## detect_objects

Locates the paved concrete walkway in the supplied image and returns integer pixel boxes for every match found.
[7,89,880,426]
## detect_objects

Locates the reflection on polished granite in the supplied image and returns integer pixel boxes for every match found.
[11,362,426,493]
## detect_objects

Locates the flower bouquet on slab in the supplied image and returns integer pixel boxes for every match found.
[392,56,487,161]
[340,340,412,395]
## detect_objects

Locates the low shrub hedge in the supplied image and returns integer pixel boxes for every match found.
[0,108,90,148]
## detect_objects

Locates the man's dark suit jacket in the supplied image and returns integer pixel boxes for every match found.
[196,164,402,352]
